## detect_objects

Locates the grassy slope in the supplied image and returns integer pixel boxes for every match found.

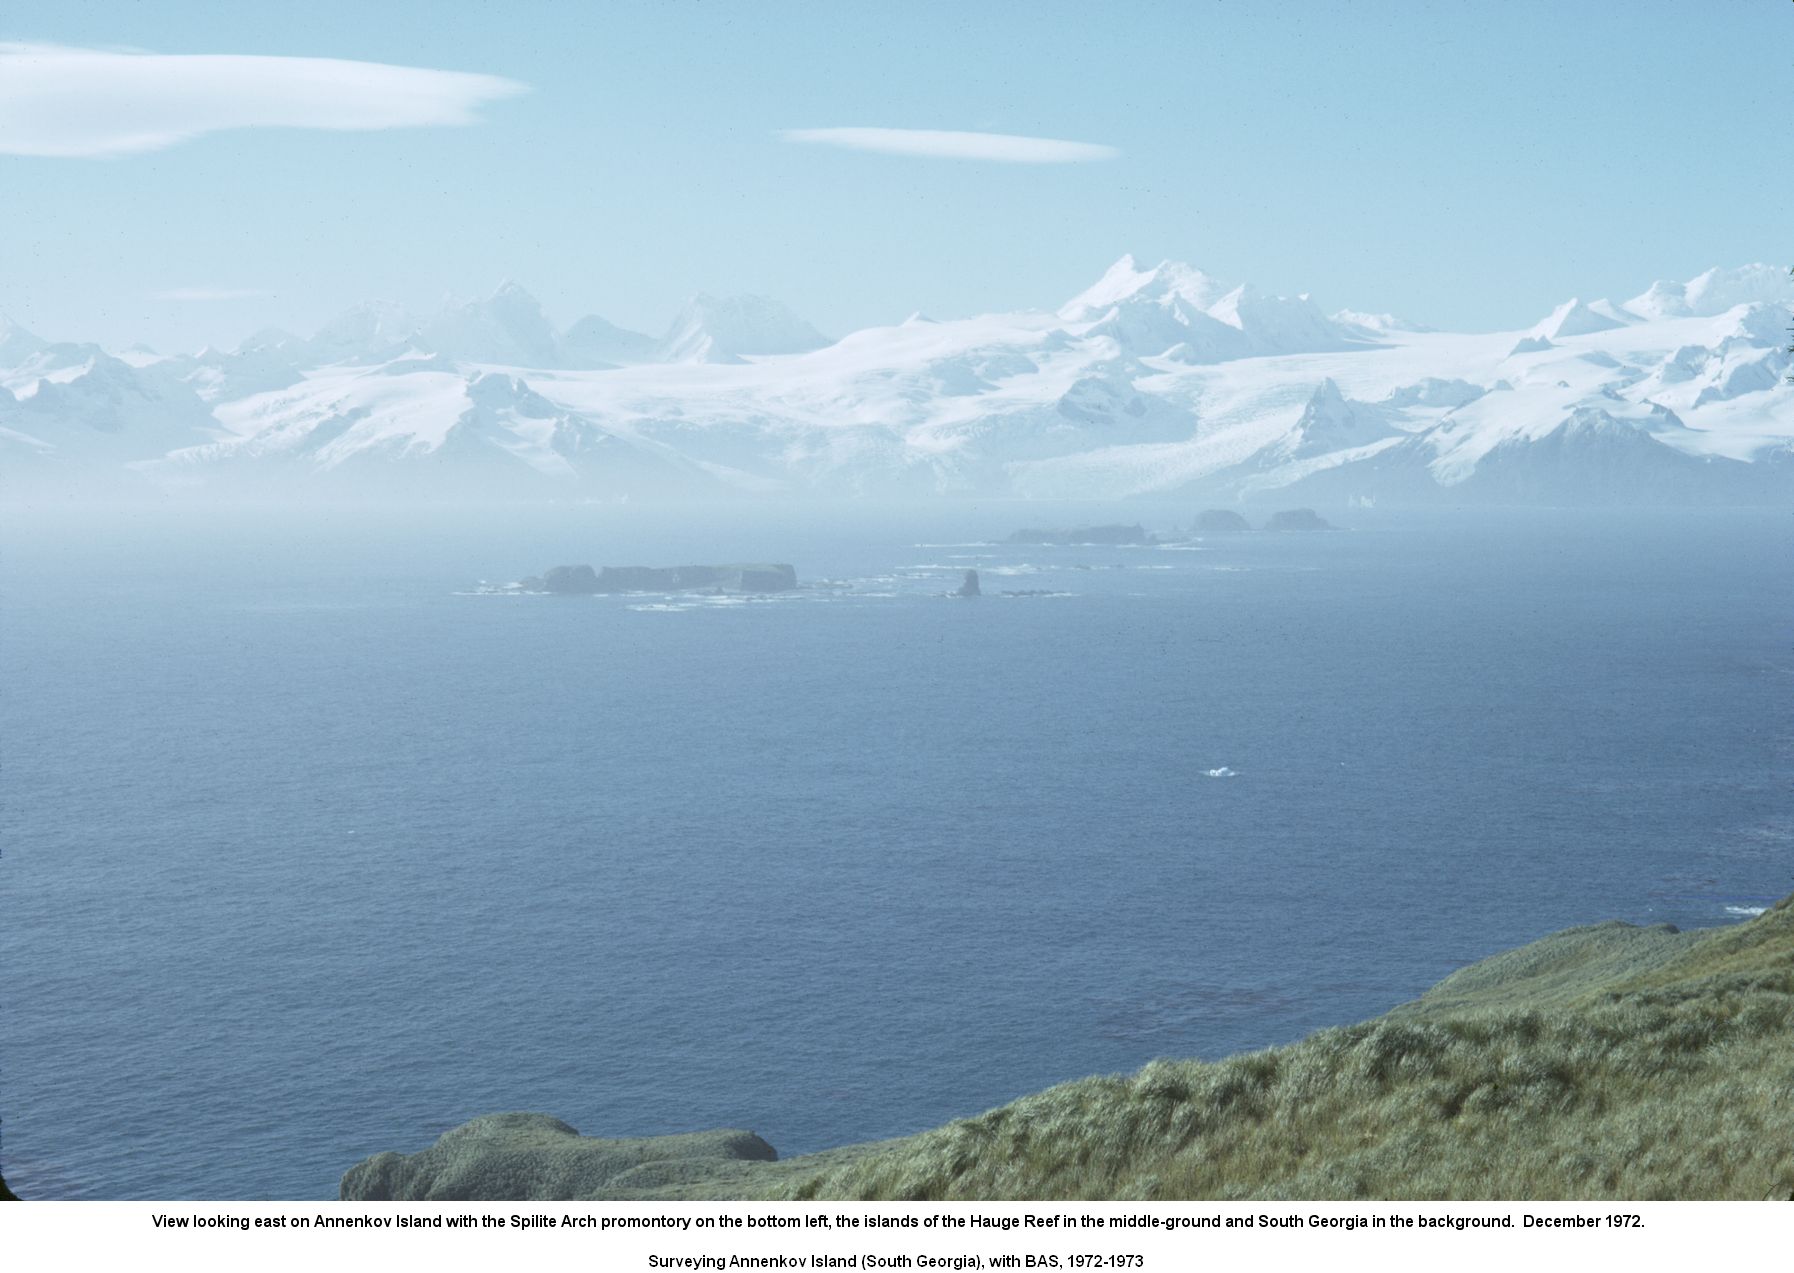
[701,895,1794,1201]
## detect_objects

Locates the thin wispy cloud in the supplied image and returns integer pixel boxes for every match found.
[0,43,526,158]
[151,287,273,302]
[781,127,1119,164]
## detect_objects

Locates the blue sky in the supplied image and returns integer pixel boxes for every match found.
[3,1,1790,351]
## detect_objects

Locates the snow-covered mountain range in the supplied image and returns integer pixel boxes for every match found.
[3,259,1789,503]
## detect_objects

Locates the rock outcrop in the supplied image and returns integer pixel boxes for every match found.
[521,564,798,594]
[1264,508,1334,532]
[340,1113,777,1201]
[1193,509,1252,534]
[954,570,981,597]
[1005,524,1152,546]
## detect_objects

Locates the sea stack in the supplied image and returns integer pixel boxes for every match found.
[955,570,981,597]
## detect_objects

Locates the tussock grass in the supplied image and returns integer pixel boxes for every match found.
[758,896,1794,1200]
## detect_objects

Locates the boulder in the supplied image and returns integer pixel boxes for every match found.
[339,1113,778,1201]
[954,570,981,597]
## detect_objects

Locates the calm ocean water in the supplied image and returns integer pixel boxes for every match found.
[2,504,1789,1199]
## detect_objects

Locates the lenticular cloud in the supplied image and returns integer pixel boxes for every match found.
[0,43,526,157]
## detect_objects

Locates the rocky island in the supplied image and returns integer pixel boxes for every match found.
[1193,509,1253,534]
[341,891,1794,1201]
[518,563,798,594]
[1264,508,1335,532]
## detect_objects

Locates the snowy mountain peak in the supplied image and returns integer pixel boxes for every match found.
[1625,279,1687,321]
[419,282,560,368]
[1559,404,1679,439]
[656,293,829,364]
[10,257,1791,505]
[1283,378,1398,455]
[1061,259,1364,361]
[0,315,47,367]
[12,350,218,450]
[1209,285,1362,354]
[308,300,420,365]
[1683,264,1794,315]
[1626,264,1794,319]
[1307,377,1349,410]
[1059,256,1234,321]
[62,350,136,387]
[1531,298,1627,340]
[561,312,657,369]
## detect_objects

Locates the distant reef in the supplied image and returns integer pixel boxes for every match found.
[519,563,798,594]
[342,892,1794,1201]
[1005,524,1153,546]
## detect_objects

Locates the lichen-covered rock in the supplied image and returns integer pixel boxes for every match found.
[340,1113,778,1201]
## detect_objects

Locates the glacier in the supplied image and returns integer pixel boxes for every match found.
[1,259,1789,504]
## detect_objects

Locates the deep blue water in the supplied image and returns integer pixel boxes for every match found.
[2,504,1790,1200]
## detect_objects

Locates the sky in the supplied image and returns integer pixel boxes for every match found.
[2,0,1790,352]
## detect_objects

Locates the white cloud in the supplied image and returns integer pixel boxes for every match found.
[0,43,527,158]
[781,127,1119,164]
[151,288,273,302]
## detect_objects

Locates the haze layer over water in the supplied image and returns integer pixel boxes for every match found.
[2,505,1787,1199]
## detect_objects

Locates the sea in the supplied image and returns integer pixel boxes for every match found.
[2,502,1789,1200]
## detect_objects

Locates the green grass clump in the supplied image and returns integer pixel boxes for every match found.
[755,895,1794,1201]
